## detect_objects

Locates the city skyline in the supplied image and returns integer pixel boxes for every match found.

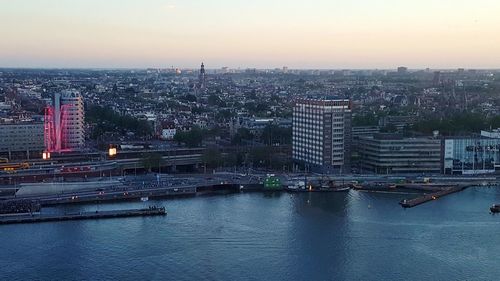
[2,1,500,279]
[1,0,500,69]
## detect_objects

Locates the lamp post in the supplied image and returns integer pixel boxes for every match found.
[42,151,51,160]
[108,146,117,158]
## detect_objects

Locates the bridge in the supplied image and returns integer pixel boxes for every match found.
[115,154,203,171]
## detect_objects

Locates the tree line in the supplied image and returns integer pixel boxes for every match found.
[86,105,152,139]
[412,113,500,135]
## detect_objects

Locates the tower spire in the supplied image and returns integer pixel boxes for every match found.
[199,62,206,89]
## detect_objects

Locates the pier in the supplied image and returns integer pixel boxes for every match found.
[0,207,166,225]
[6,183,257,207]
[12,186,198,206]
[399,186,470,208]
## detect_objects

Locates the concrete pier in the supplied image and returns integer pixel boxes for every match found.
[0,207,166,225]
[399,186,469,208]
[13,186,198,206]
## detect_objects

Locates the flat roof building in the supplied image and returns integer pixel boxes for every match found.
[480,129,500,139]
[443,137,500,175]
[358,134,441,174]
[443,129,500,175]
[0,122,44,157]
[292,98,352,173]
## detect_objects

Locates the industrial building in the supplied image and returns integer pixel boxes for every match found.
[292,98,352,173]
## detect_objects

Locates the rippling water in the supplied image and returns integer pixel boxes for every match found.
[1,187,500,281]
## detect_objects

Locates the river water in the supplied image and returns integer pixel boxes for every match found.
[1,187,500,281]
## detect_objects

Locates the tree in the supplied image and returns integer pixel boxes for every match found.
[86,105,153,139]
[261,125,291,145]
[412,113,488,135]
[231,128,254,145]
[141,153,163,173]
[248,146,272,168]
[173,131,185,145]
[222,153,238,167]
[208,94,224,106]
[215,109,235,121]
[181,94,197,102]
[202,148,222,169]
[353,113,379,126]
[173,126,204,147]
[490,116,500,129]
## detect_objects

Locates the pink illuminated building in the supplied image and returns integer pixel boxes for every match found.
[44,91,85,152]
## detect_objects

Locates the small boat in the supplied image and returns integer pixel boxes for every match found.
[286,185,307,192]
[286,180,306,192]
[332,186,350,192]
[140,197,149,202]
[322,180,351,192]
[490,204,500,213]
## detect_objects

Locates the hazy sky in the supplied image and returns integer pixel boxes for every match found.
[1,0,499,69]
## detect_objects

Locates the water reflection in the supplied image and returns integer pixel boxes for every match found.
[1,188,500,280]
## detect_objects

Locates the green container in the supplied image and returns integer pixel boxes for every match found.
[264,176,281,189]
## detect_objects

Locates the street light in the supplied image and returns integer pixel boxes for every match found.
[108,146,117,157]
[42,151,51,160]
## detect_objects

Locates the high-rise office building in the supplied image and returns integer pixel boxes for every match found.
[292,98,352,173]
[44,90,85,152]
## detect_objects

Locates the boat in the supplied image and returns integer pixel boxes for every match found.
[331,186,350,192]
[141,197,149,202]
[321,179,351,192]
[319,185,350,192]
[354,182,396,191]
[490,204,500,213]
[286,178,351,193]
[286,180,306,192]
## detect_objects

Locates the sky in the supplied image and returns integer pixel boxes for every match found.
[0,0,499,69]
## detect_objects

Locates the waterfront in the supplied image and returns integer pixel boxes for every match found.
[1,187,500,281]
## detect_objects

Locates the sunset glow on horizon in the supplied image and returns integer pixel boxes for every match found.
[1,0,500,69]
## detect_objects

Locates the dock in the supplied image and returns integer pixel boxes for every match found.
[0,207,166,225]
[7,184,252,207]
[399,186,469,208]
[15,186,198,206]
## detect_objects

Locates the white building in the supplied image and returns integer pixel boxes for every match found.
[161,128,177,140]
[292,98,352,172]
[46,90,85,152]
[480,129,500,139]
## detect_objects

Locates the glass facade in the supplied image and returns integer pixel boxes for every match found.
[444,138,500,174]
